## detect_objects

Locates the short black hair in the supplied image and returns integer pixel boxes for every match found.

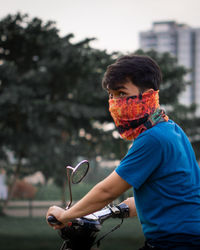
[102,55,162,92]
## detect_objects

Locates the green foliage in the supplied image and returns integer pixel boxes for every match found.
[135,49,189,105]
[34,184,62,200]
[34,183,94,201]
[34,182,132,202]
[0,13,116,188]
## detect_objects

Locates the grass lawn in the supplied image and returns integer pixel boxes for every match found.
[0,216,145,250]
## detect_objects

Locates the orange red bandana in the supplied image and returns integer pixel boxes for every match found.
[109,90,168,140]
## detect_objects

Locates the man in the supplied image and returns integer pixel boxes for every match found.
[46,55,200,249]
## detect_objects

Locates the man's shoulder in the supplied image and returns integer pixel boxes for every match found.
[148,119,179,136]
[135,120,180,146]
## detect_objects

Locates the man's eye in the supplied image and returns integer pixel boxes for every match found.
[119,92,126,97]
[109,93,113,99]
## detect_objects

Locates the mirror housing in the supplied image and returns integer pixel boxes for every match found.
[71,160,89,184]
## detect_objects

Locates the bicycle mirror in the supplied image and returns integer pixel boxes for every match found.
[71,160,89,184]
[65,160,89,209]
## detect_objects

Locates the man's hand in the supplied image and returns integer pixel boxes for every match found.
[46,205,67,230]
[121,197,137,217]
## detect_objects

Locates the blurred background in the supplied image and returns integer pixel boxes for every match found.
[0,0,200,249]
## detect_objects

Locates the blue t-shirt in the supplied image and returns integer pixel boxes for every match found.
[116,120,200,246]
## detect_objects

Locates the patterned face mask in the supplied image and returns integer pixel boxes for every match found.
[109,90,168,140]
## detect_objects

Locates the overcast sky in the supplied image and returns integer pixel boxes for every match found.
[1,0,200,53]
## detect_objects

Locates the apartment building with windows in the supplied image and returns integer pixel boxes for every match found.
[139,21,200,115]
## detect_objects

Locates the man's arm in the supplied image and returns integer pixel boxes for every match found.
[46,171,131,229]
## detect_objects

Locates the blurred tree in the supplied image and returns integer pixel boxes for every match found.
[0,13,115,205]
[134,50,189,104]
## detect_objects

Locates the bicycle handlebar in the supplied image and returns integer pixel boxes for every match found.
[47,203,129,226]
[85,203,129,223]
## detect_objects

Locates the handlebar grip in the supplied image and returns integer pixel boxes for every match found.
[47,215,62,225]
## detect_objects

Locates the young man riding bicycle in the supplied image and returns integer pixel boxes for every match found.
[47,55,200,250]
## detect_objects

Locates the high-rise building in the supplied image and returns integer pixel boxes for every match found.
[139,21,200,115]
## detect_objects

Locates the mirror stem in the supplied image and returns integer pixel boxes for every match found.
[66,168,72,209]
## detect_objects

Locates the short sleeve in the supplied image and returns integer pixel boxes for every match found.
[115,132,163,189]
